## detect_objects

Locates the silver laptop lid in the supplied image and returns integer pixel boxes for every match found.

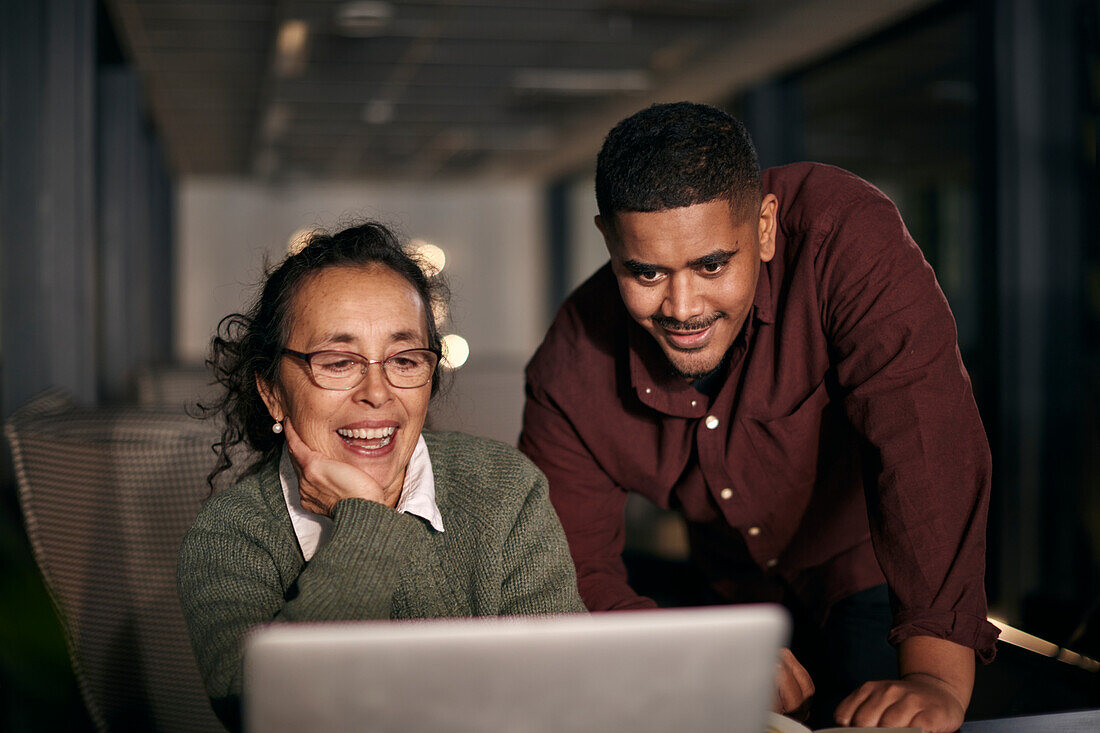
[244,604,789,733]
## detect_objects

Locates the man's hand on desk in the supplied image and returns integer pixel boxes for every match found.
[833,674,964,731]
[774,647,815,719]
[834,635,973,732]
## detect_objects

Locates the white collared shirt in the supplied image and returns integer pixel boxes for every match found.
[278,434,444,561]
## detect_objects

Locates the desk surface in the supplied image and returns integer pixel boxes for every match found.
[961,709,1100,732]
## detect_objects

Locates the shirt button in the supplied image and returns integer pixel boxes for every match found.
[765,558,778,569]
[747,526,761,537]
[705,415,719,429]
[690,400,697,407]
[719,488,733,500]
[645,388,652,395]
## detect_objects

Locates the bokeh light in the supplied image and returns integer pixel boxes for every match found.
[411,238,446,276]
[287,227,315,255]
[440,333,469,370]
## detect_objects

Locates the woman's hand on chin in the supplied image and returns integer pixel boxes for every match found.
[283,419,387,515]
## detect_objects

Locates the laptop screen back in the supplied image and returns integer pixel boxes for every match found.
[244,604,788,733]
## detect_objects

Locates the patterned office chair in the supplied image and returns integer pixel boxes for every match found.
[4,390,229,732]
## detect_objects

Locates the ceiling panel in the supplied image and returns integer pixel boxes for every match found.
[103,0,937,180]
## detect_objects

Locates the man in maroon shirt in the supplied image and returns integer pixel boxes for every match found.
[519,103,998,731]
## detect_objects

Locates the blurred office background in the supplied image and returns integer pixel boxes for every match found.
[1,0,1097,729]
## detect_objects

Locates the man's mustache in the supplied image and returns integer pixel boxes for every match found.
[651,312,725,332]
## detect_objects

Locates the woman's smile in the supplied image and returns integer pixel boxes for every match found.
[336,422,399,454]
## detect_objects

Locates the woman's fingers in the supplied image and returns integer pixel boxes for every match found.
[281,418,387,513]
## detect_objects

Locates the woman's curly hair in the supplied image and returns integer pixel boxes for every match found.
[200,221,448,490]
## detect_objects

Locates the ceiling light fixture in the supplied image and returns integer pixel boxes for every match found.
[335,1,394,37]
[511,68,650,95]
[275,20,309,78]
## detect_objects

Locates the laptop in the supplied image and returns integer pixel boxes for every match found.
[243,604,789,733]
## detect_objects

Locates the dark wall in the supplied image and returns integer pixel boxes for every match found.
[0,0,99,415]
[0,0,175,419]
[735,0,1099,649]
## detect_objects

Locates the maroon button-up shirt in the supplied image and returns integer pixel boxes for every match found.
[520,162,999,660]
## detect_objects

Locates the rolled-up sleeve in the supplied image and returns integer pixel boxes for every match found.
[816,190,999,661]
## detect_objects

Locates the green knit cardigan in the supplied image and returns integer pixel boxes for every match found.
[178,430,585,728]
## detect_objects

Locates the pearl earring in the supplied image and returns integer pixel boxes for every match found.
[272,421,284,434]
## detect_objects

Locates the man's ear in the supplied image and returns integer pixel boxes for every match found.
[757,194,778,263]
[255,373,285,422]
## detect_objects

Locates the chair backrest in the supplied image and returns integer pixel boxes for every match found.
[4,390,229,732]
[133,364,221,411]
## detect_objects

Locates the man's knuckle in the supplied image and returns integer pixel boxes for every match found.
[850,709,874,728]
[878,704,912,728]
[856,681,878,696]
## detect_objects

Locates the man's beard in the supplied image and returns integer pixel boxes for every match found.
[649,312,727,379]
[676,361,723,381]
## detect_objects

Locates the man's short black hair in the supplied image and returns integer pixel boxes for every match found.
[595,102,761,224]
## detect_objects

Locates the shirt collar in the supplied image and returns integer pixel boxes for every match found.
[393,436,442,530]
[278,433,444,562]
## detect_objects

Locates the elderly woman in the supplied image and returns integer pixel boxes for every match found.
[178,222,584,730]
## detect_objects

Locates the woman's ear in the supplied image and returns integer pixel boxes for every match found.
[255,373,285,422]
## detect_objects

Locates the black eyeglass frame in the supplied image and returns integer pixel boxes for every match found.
[281,347,441,390]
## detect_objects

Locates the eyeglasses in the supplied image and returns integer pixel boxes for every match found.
[281,347,439,390]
